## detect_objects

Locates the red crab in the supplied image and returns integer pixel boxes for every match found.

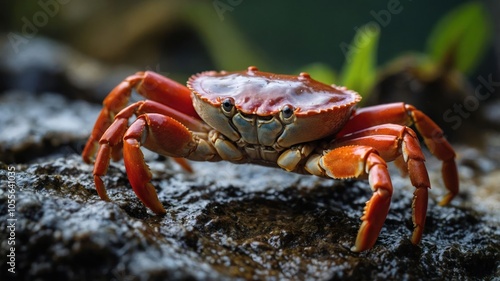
[82,66,459,252]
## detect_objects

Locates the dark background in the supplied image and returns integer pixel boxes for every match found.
[0,2,499,280]
[1,0,497,80]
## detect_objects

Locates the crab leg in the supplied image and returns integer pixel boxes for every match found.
[122,113,197,214]
[93,113,199,215]
[82,71,199,163]
[337,102,458,206]
[333,124,430,246]
[91,100,212,214]
[305,145,393,252]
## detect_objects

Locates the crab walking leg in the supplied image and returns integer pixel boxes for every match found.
[305,146,393,252]
[336,102,458,206]
[91,103,210,214]
[92,118,129,202]
[123,113,203,214]
[91,101,191,202]
[333,124,430,245]
[114,100,209,165]
[83,71,199,163]
[91,98,215,213]
[121,115,189,214]
[407,105,458,205]
[124,100,212,172]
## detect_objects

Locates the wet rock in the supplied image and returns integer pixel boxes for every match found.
[0,37,144,102]
[0,154,499,280]
[0,91,101,163]
[0,158,226,280]
[0,90,498,280]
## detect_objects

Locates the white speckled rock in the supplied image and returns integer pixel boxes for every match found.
[0,90,499,280]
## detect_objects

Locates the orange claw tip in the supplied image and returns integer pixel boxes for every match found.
[350,245,362,253]
[350,238,372,252]
[351,221,378,252]
[94,175,111,202]
[150,205,167,216]
[134,182,167,215]
[438,193,455,206]
[411,227,424,245]
[350,241,371,253]
[351,237,379,253]
[148,203,167,215]
[174,158,193,173]
[82,141,98,164]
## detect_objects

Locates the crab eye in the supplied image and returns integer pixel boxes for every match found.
[221,97,235,116]
[281,104,295,122]
[282,105,294,118]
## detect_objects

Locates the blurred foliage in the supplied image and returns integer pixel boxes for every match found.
[426,1,492,75]
[296,1,492,101]
[182,2,269,71]
[1,0,493,94]
[298,63,337,85]
[338,25,379,97]
[0,0,494,142]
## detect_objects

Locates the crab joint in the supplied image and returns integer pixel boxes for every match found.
[278,144,315,172]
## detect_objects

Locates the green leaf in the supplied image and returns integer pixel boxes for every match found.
[298,62,336,85]
[339,24,379,98]
[426,1,492,74]
[182,2,270,71]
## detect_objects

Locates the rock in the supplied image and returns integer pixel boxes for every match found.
[0,91,101,163]
[0,152,499,280]
[0,71,498,280]
[0,36,145,102]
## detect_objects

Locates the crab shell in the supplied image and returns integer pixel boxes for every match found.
[188,66,361,148]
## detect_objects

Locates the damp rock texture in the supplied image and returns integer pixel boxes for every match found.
[0,91,499,281]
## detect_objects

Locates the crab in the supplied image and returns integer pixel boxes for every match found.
[82,66,459,252]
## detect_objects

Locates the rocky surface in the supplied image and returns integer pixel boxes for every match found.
[0,91,100,163]
[0,90,499,280]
